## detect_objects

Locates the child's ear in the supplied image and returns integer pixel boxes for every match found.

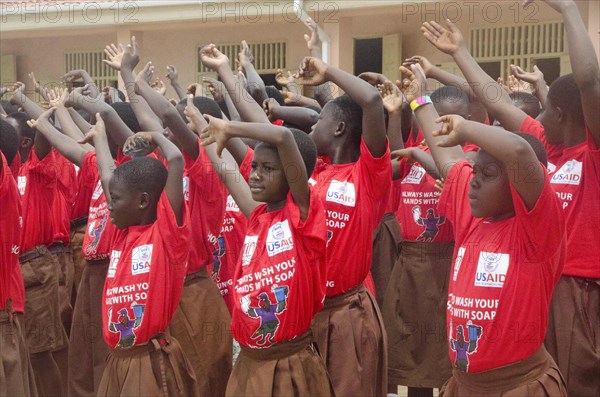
[555,106,564,123]
[334,121,346,137]
[20,137,32,149]
[138,192,151,210]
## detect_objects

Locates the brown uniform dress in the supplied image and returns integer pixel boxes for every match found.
[370,212,401,308]
[169,268,232,397]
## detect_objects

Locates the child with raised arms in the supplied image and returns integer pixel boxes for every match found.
[200,112,331,397]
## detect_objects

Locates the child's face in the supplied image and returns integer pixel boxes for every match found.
[107,177,142,229]
[469,150,515,221]
[309,102,338,156]
[536,97,562,145]
[249,144,288,211]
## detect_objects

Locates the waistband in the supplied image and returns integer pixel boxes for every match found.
[452,345,552,392]
[184,267,209,284]
[19,245,50,264]
[70,216,89,230]
[0,300,15,323]
[86,258,110,266]
[239,329,315,361]
[109,333,169,357]
[323,283,366,309]
[399,240,455,256]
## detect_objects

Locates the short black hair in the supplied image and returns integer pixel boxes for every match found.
[7,112,35,140]
[330,94,363,142]
[547,74,584,126]
[265,86,285,106]
[111,102,141,133]
[514,132,547,168]
[431,86,470,118]
[112,156,167,200]
[0,118,20,165]
[1,100,18,115]
[256,127,317,177]
[509,92,540,119]
[176,96,222,120]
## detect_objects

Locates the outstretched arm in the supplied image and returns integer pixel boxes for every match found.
[165,65,187,101]
[79,114,115,201]
[263,98,319,134]
[434,114,545,211]
[422,20,526,132]
[528,0,600,144]
[63,69,100,100]
[296,57,387,157]
[9,82,44,119]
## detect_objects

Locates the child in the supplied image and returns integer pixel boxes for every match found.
[0,119,38,397]
[400,63,567,396]
[200,114,331,397]
[81,115,198,396]
[421,2,600,394]
[296,57,392,397]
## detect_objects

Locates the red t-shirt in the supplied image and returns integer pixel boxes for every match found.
[80,152,117,261]
[312,139,392,296]
[71,155,96,220]
[395,157,453,242]
[183,140,226,273]
[439,160,565,372]
[18,149,58,253]
[521,117,600,278]
[0,153,25,312]
[52,152,77,245]
[231,189,327,348]
[520,116,564,171]
[9,152,20,182]
[209,148,253,312]
[102,193,190,348]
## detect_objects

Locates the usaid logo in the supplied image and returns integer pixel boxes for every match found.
[131,244,153,275]
[107,250,121,278]
[226,195,239,212]
[326,180,356,207]
[474,251,509,288]
[17,176,26,196]
[402,164,426,185]
[266,220,294,257]
[241,235,258,266]
[91,180,103,200]
[551,160,582,186]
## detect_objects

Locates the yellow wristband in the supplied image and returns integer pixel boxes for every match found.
[410,96,432,112]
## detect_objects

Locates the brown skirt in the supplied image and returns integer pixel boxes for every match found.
[311,284,387,397]
[0,307,38,397]
[21,246,68,354]
[97,334,200,397]
[226,330,332,397]
[51,244,74,336]
[69,222,87,300]
[169,267,232,397]
[440,345,567,397]
[370,213,401,308]
[545,275,600,397]
[68,259,110,397]
[382,241,454,388]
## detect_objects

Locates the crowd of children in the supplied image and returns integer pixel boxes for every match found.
[0,0,598,396]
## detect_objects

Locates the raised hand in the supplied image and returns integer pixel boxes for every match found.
[183,94,204,135]
[510,64,544,87]
[186,83,205,98]
[397,64,428,103]
[295,57,328,86]
[263,97,279,122]
[28,72,50,102]
[403,55,434,76]
[78,113,106,145]
[421,20,465,55]
[432,114,467,147]
[380,80,404,113]
[46,87,69,108]
[103,43,126,71]
[507,74,532,93]
[165,65,179,84]
[358,72,387,87]
[122,131,158,157]
[199,114,231,157]
[151,78,167,96]
[121,36,140,72]
[102,86,122,104]
[26,107,55,130]
[62,70,84,83]
[199,44,230,72]
[136,62,154,86]
[202,76,226,101]
[304,17,321,53]
[391,148,417,162]
[238,40,254,69]
[275,69,295,87]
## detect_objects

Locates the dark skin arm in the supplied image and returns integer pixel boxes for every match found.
[68,107,92,134]
[391,148,440,180]
[263,98,319,134]
[9,82,44,119]
[79,114,115,200]
[201,116,311,221]
[27,108,90,167]
[434,115,545,211]
[422,20,526,133]
[380,80,405,151]
[296,57,387,157]
[398,64,464,179]
[166,65,187,101]
[62,69,100,100]
[238,41,269,106]
[525,0,599,145]
[47,87,92,148]
[510,64,548,107]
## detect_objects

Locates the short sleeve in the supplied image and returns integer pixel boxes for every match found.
[357,138,393,204]
[156,193,191,269]
[284,188,327,257]
[239,147,254,182]
[79,151,100,193]
[438,160,475,244]
[185,139,224,203]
